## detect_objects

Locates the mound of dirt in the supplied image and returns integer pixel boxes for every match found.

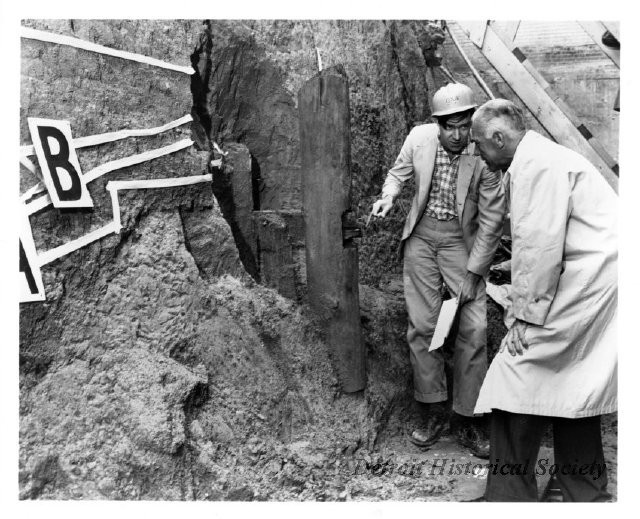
[20,267,415,500]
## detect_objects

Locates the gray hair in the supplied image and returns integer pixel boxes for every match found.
[472,99,526,138]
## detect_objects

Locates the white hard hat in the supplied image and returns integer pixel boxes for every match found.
[431,83,477,117]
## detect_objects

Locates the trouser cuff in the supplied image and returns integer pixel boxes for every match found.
[414,390,447,403]
[453,402,482,417]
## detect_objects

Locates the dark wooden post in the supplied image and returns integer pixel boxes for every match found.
[298,66,366,393]
[253,210,297,300]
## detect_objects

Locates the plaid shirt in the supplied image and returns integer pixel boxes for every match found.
[424,143,470,220]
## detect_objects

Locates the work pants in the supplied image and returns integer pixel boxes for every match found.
[403,214,487,417]
[485,409,611,502]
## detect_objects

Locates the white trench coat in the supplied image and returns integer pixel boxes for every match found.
[474,131,617,418]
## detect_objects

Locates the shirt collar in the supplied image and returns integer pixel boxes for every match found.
[436,141,471,161]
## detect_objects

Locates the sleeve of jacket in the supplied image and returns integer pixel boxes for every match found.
[510,161,571,326]
[380,130,415,200]
[466,164,506,277]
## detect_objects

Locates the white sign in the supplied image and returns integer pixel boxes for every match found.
[429,298,459,352]
[19,115,209,302]
[27,117,94,209]
[19,209,46,302]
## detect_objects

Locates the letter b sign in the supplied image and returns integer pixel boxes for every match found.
[27,118,93,208]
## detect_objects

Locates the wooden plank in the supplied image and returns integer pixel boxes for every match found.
[253,211,297,300]
[226,143,258,261]
[211,143,260,280]
[553,97,618,169]
[298,66,366,392]
[577,21,620,68]
[458,21,618,192]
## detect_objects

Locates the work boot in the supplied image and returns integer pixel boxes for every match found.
[455,416,490,459]
[407,402,447,449]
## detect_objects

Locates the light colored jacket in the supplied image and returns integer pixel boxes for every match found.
[382,123,505,276]
[474,131,618,418]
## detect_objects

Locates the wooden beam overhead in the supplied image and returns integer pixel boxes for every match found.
[485,22,618,177]
[457,21,618,192]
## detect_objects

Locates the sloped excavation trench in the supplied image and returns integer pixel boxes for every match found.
[18,20,617,501]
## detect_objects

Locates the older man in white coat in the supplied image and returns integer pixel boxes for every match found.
[470,99,617,502]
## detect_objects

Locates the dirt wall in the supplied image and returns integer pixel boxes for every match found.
[19,19,419,500]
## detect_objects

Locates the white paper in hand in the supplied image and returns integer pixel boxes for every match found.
[429,298,459,352]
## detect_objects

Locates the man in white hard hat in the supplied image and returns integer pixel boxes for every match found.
[470,99,616,501]
[371,83,506,458]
